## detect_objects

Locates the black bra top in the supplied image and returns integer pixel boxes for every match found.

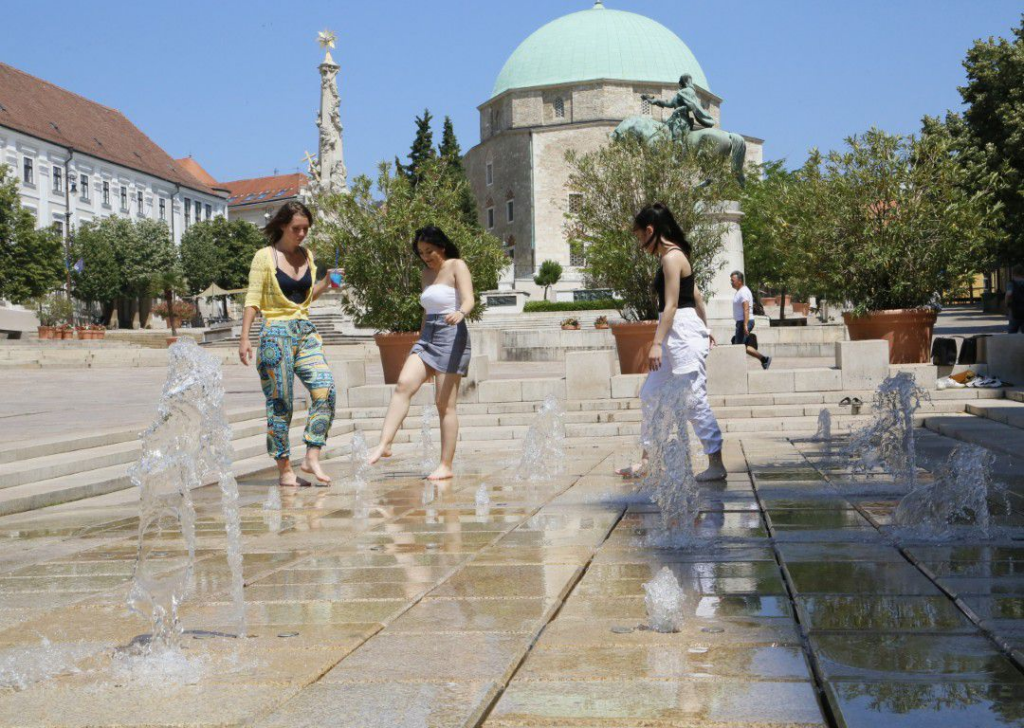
[273,247,312,304]
[653,265,697,312]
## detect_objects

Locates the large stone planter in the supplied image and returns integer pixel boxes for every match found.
[843,309,938,364]
[374,332,420,384]
[610,320,657,374]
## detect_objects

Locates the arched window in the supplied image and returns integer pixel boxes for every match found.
[554,97,565,119]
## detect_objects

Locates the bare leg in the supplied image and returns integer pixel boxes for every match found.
[369,355,430,465]
[301,446,331,484]
[616,452,648,478]
[427,372,461,480]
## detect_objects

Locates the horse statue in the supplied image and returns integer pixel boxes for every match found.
[612,74,747,186]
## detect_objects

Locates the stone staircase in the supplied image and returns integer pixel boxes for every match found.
[923,389,1024,459]
[203,312,366,348]
[0,374,1001,518]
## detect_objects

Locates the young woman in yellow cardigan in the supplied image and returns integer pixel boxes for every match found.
[239,201,337,487]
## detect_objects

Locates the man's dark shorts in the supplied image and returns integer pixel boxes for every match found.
[733,320,756,348]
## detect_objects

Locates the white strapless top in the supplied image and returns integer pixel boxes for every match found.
[420,284,459,315]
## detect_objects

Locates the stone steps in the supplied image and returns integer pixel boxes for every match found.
[964,399,1024,431]
[923,414,1024,460]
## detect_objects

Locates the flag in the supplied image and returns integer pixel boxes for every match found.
[72,258,84,273]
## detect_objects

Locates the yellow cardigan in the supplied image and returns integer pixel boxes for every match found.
[244,246,317,321]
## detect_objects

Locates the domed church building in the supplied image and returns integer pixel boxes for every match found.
[465,1,763,304]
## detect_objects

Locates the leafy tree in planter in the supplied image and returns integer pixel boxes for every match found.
[534,260,563,301]
[564,136,736,321]
[312,157,507,333]
[741,158,825,319]
[0,165,64,304]
[808,127,1002,314]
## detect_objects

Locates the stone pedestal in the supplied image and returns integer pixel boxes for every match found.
[704,200,745,322]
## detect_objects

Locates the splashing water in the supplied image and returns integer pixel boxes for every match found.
[0,638,93,691]
[515,395,566,481]
[639,378,700,543]
[350,430,370,490]
[814,408,832,442]
[475,483,491,518]
[125,339,246,654]
[643,567,686,633]
[893,444,1009,540]
[844,373,925,490]
[420,384,438,472]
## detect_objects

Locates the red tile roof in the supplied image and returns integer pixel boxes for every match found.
[221,173,307,207]
[0,62,224,197]
[175,157,219,187]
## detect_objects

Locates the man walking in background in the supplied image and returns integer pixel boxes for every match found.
[731,272,771,369]
[1007,264,1024,334]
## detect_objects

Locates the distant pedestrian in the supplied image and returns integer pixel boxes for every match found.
[1007,264,1024,334]
[730,272,771,369]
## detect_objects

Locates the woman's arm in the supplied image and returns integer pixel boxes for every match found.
[240,251,265,365]
[239,306,258,365]
[445,260,475,325]
[308,251,331,301]
[694,287,717,347]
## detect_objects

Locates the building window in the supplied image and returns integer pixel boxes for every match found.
[554,97,565,119]
[54,220,64,238]
[485,162,493,186]
[184,197,191,226]
[159,198,166,220]
[80,174,90,201]
[52,166,63,194]
[205,203,211,220]
[137,190,144,215]
[641,96,652,116]
[120,186,128,211]
[506,200,514,223]
[194,200,201,223]
[486,207,494,229]
[23,157,33,185]
[102,181,110,206]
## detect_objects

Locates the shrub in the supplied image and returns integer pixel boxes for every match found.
[522,298,623,313]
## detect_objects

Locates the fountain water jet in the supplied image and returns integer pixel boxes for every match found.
[643,567,686,633]
[894,444,1008,540]
[125,339,246,653]
[514,395,566,481]
[350,430,370,490]
[419,382,438,472]
[843,372,925,490]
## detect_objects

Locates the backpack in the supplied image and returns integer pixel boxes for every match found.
[931,337,957,366]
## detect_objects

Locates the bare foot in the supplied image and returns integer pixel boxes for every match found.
[615,462,647,479]
[368,444,392,465]
[276,461,309,488]
[426,464,454,481]
[300,460,332,485]
[695,465,727,482]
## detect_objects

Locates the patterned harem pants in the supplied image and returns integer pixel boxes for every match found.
[257,319,336,459]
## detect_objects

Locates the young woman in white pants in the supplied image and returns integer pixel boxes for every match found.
[617,203,726,481]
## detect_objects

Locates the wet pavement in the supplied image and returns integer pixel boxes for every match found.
[0,433,1021,727]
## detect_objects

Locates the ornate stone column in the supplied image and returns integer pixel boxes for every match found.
[312,30,347,195]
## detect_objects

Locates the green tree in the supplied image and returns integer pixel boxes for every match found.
[313,157,508,332]
[958,15,1024,265]
[217,218,265,290]
[564,136,737,321]
[395,109,436,186]
[71,219,121,305]
[179,219,220,295]
[808,127,1001,313]
[741,158,822,319]
[0,165,64,304]
[438,116,479,227]
[533,260,563,300]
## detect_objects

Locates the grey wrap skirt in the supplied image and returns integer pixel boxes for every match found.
[411,314,471,375]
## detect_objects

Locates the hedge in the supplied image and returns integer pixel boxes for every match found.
[522,298,623,313]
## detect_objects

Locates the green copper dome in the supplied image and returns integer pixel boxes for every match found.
[492,2,709,98]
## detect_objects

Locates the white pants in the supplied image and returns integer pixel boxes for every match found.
[639,310,723,455]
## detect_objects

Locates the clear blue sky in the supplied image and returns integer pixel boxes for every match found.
[5,1,1021,183]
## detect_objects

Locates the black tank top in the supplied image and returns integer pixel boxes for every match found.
[273,247,312,304]
[653,265,697,312]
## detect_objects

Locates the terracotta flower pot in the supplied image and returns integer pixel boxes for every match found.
[37,326,54,340]
[594,324,610,330]
[374,332,421,385]
[561,325,580,331]
[166,336,179,347]
[843,309,938,365]
[60,329,74,340]
[610,320,658,374]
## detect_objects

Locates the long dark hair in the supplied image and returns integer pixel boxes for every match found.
[411,225,461,263]
[633,203,691,258]
[263,201,314,246]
